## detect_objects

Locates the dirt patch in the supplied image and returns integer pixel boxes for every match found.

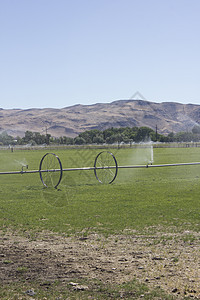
[0,230,199,299]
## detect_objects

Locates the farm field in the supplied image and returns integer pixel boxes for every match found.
[0,146,200,299]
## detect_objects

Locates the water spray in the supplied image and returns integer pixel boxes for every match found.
[150,145,154,164]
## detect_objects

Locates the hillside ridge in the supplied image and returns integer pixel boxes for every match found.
[0,100,200,137]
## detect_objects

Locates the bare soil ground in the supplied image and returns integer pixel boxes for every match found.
[0,229,199,299]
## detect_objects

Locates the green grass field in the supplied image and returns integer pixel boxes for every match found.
[0,146,200,235]
[0,146,200,299]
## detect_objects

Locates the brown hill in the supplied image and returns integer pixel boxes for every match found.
[0,100,200,138]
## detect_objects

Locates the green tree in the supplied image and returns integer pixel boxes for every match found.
[174,132,196,142]
[93,135,104,144]
[33,132,46,144]
[62,136,74,145]
[192,125,200,134]
[79,129,102,144]
[0,131,14,145]
[23,131,33,143]
[74,137,86,145]
[45,134,51,145]
[135,127,154,142]
[167,132,175,142]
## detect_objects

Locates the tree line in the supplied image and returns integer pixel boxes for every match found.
[0,125,200,146]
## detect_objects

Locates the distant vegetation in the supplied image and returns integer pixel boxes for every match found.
[1,125,200,146]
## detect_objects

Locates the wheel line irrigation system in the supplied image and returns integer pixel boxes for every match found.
[0,151,200,188]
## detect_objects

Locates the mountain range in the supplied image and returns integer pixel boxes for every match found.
[0,100,200,138]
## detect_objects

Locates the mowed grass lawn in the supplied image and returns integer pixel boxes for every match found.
[0,146,199,235]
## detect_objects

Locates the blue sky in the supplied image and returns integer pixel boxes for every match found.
[1,0,200,109]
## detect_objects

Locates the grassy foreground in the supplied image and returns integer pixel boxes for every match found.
[0,146,199,235]
[0,146,200,299]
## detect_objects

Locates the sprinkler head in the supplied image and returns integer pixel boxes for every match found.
[21,165,28,173]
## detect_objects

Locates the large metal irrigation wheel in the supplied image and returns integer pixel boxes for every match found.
[39,153,63,188]
[94,151,118,184]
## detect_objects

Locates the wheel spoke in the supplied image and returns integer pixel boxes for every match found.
[94,151,118,184]
[39,153,63,188]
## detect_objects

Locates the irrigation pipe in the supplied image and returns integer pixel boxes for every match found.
[1,162,200,175]
[118,161,200,169]
[0,169,61,175]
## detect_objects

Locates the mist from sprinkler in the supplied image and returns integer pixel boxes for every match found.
[150,144,154,165]
[132,140,154,166]
[14,159,29,173]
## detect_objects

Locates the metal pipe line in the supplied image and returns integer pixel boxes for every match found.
[1,161,200,175]
[118,161,200,169]
[63,167,95,171]
[0,169,61,175]
[62,166,117,171]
